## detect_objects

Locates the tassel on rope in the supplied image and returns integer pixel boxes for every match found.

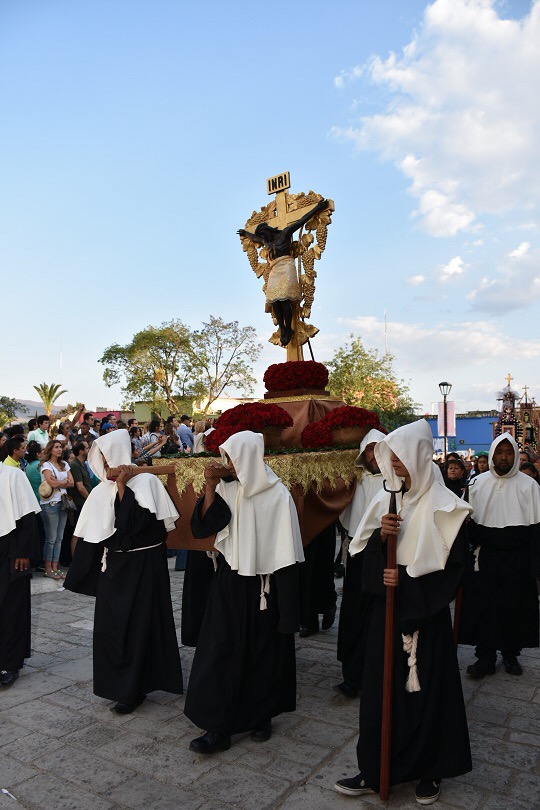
[206,550,218,572]
[259,574,271,610]
[101,547,108,573]
[473,547,481,572]
[402,630,421,692]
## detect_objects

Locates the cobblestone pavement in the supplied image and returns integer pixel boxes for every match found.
[1,564,539,809]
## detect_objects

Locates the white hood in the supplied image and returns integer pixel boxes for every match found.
[349,419,472,577]
[215,431,304,576]
[468,432,540,528]
[74,430,179,544]
[0,463,41,538]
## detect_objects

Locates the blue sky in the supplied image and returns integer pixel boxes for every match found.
[1,0,539,415]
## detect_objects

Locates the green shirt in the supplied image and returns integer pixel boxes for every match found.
[69,457,92,508]
[25,460,41,500]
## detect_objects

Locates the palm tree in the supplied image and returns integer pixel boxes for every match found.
[33,382,68,417]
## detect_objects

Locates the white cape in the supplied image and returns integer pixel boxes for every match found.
[74,431,179,544]
[215,431,304,576]
[0,463,41,538]
[349,419,472,578]
[468,432,540,527]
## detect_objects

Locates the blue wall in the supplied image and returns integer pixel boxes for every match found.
[426,415,496,454]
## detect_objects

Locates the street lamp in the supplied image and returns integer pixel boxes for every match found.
[439,381,452,458]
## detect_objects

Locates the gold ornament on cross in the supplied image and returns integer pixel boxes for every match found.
[237,172,334,361]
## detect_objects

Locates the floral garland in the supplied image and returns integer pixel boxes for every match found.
[301,405,380,448]
[264,360,329,392]
[324,406,380,430]
[205,402,293,453]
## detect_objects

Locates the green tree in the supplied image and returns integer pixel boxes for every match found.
[191,316,262,415]
[326,334,418,431]
[33,383,68,417]
[0,396,28,428]
[99,320,197,415]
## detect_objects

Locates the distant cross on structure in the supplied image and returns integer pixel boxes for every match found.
[523,385,529,404]
[506,372,513,387]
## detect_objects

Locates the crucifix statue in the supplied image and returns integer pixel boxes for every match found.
[238,172,334,361]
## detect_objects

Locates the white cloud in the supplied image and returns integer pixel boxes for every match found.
[437,255,465,283]
[468,242,540,311]
[338,313,540,373]
[508,241,530,259]
[406,274,426,285]
[333,0,540,236]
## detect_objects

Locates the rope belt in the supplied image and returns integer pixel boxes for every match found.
[402,630,421,692]
[101,542,162,572]
[259,574,271,610]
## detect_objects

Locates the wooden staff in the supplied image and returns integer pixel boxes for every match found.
[106,464,177,478]
[380,480,400,802]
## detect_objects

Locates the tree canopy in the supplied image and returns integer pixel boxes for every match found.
[0,396,28,429]
[99,317,261,415]
[326,334,418,431]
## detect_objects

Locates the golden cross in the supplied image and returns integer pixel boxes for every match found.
[505,372,513,387]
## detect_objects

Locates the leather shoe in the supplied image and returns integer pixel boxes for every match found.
[333,681,359,699]
[251,720,272,742]
[110,696,146,714]
[503,657,523,676]
[466,660,495,678]
[0,670,19,688]
[189,731,231,754]
[299,624,319,638]
[322,604,337,631]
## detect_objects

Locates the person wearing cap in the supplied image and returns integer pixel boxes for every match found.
[335,419,472,805]
[459,433,540,678]
[335,428,386,698]
[184,431,304,754]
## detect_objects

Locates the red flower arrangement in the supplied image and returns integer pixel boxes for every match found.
[300,406,380,448]
[264,361,329,392]
[323,406,380,430]
[205,403,293,453]
[300,421,334,449]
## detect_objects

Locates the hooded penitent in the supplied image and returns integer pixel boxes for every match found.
[468,432,540,527]
[73,430,178,544]
[340,428,387,536]
[215,431,304,577]
[349,419,472,578]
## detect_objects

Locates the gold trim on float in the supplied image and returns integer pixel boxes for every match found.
[154,449,362,497]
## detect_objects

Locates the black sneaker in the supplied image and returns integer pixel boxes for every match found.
[0,670,19,688]
[466,660,496,678]
[334,773,374,796]
[415,780,441,805]
[503,657,523,676]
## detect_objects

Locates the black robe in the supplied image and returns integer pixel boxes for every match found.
[184,494,300,735]
[459,520,540,651]
[0,513,40,671]
[181,550,216,647]
[300,523,337,627]
[64,487,183,703]
[357,526,472,787]
[337,549,376,690]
